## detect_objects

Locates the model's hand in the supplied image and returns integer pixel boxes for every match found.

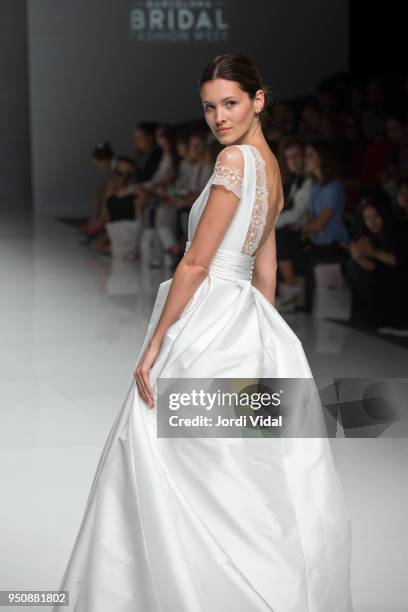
[133,341,161,409]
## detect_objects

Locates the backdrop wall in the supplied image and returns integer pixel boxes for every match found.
[0,0,31,210]
[27,0,349,215]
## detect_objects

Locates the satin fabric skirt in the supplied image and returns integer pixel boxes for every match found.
[54,273,353,612]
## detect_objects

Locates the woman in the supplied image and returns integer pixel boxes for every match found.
[299,139,350,311]
[338,111,365,217]
[162,131,214,262]
[80,141,117,240]
[274,135,313,311]
[155,131,196,267]
[55,54,353,611]
[345,198,408,334]
[83,156,137,254]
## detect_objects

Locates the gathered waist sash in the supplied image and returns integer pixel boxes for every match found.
[184,241,254,281]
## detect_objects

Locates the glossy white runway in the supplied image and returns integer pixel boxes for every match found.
[0,212,407,611]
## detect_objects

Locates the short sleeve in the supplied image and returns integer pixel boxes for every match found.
[211,145,245,199]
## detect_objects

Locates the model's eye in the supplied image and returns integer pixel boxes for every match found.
[226,101,236,107]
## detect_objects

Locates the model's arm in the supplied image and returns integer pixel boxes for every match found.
[149,145,245,348]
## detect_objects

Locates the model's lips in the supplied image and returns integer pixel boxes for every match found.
[217,127,231,133]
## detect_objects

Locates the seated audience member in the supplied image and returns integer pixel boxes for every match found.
[138,124,179,266]
[391,178,408,226]
[345,199,408,334]
[154,132,195,267]
[275,136,313,310]
[298,99,326,141]
[390,179,408,309]
[81,141,117,240]
[130,124,177,229]
[299,140,350,310]
[101,122,163,259]
[94,156,136,254]
[105,157,137,222]
[358,122,395,190]
[338,112,365,217]
[131,121,163,183]
[380,113,408,200]
[265,103,296,154]
[166,132,196,196]
[361,79,387,143]
[162,131,213,261]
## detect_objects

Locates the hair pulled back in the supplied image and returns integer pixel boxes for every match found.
[198,53,275,131]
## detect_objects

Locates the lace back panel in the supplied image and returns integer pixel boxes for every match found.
[242,145,269,256]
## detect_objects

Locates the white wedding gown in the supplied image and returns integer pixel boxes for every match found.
[54,144,353,611]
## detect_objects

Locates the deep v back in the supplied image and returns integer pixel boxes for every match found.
[186,143,283,260]
[245,144,284,255]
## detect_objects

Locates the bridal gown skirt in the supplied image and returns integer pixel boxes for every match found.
[55,251,353,612]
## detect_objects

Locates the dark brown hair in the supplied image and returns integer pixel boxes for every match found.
[281,134,306,153]
[198,53,274,131]
[307,138,343,184]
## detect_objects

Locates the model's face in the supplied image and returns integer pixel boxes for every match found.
[363,205,383,233]
[200,78,261,144]
[285,146,304,175]
[397,185,408,210]
[304,146,320,175]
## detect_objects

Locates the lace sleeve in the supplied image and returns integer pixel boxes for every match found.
[211,146,245,199]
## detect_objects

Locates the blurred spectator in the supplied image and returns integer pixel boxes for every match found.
[132,121,163,182]
[345,199,408,334]
[391,178,408,225]
[80,141,117,239]
[362,78,387,142]
[265,103,296,154]
[380,113,408,199]
[168,131,213,259]
[299,139,350,310]
[106,157,137,221]
[299,99,336,140]
[275,136,313,310]
[338,112,365,216]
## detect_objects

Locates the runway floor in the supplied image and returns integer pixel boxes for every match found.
[0,211,407,611]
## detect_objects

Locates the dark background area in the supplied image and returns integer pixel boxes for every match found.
[0,1,404,216]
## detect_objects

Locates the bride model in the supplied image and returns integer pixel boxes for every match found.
[54,54,353,611]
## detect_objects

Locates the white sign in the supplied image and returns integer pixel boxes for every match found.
[130,1,230,42]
